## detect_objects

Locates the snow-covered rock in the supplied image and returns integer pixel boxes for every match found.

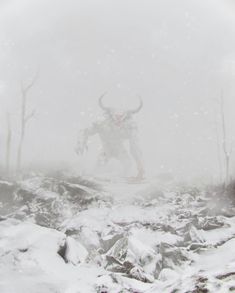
[1,176,235,292]
[105,236,160,282]
[0,218,66,273]
[63,236,88,265]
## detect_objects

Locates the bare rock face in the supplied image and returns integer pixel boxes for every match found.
[104,234,189,282]
[129,266,154,283]
[105,236,160,282]
[100,233,124,253]
[105,237,129,272]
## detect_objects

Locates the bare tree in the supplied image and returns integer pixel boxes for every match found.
[219,92,233,186]
[214,111,223,183]
[5,112,12,175]
[17,74,38,171]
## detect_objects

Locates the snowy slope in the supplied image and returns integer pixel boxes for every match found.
[0,176,235,292]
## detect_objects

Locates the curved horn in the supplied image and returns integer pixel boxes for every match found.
[129,95,143,114]
[98,92,109,111]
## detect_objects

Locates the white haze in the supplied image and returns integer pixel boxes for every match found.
[0,0,235,181]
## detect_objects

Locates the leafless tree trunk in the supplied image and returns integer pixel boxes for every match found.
[214,114,223,183]
[5,112,12,174]
[219,93,233,186]
[17,74,38,171]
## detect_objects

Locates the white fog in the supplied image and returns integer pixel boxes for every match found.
[0,1,235,292]
[0,0,235,181]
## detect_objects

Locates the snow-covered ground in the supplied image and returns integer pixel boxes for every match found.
[0,176,235,292]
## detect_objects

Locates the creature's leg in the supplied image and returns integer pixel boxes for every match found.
[117,150,132,177]
[130,143,145,180]
[95,151,108,171]
[134,157,145,180]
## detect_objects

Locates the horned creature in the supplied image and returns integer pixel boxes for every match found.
[76,94,144,180]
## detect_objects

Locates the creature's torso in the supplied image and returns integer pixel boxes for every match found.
[94,119,137,157]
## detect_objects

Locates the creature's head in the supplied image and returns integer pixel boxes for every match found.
[98,93,143,126]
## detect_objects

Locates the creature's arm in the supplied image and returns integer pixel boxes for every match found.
[75,123,98,155]
[129,129,145,179]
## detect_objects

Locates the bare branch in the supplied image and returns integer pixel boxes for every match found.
[21,70,39,96]
[218,89,232,186]
[25,109,36,124]
[213,105,223,183]
[220,91,227,155]
[17,70,39,171]
[5,112,12,174]
[229,142,233,156]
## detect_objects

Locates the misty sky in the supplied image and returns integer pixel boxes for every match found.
[0,0,235,180]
